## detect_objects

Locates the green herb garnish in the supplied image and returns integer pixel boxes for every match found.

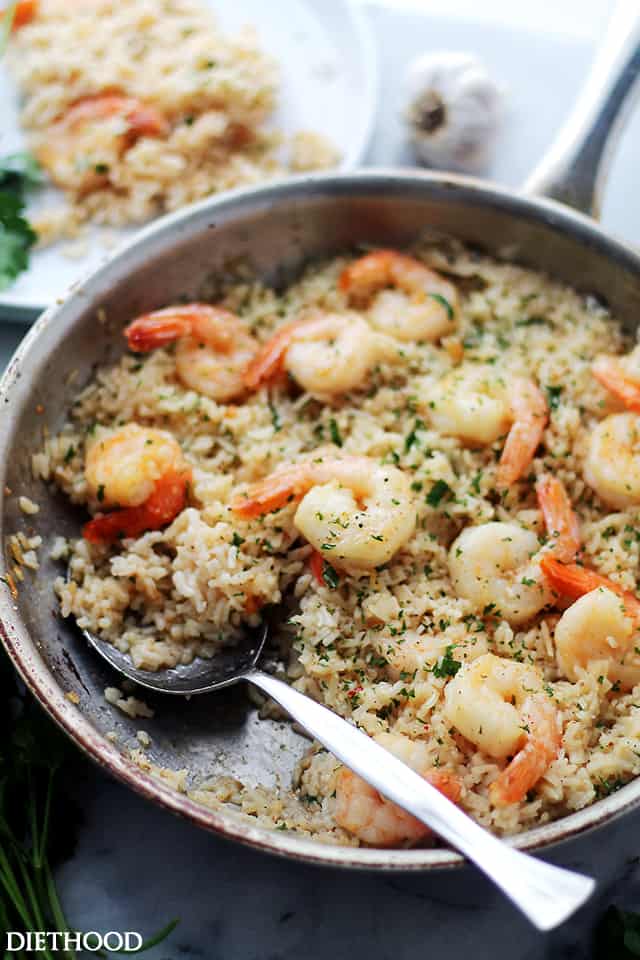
[546,385,563,410]
[429,292,453,320]
[426,479,452,508]
[329,418,343,447]
[0,152,41,291]
[404,418,425,452]
[321,560,339,589]
[432,644,462,678]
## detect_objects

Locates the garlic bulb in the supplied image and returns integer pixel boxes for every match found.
[405,51,504,173]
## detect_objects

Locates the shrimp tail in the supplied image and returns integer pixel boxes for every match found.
[309,549,325,585]
[63,95,169,138]
[426,769,463,805]
[3,0,37,29]
[536,474,581,562]
[593,356,640,412]
[231,464,313,519]
[496,380,548,488]
[540,555,640,621]
[243,315,327,390]
[83,468,191,544]
[489,695,560,807]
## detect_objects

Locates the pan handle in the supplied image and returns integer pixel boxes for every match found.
[523,0,640,218]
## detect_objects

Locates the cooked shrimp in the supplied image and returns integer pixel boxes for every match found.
[334,732,462,847]
[339,250,458,342]
[554,587,640,690]
[584,412,640,509]
[125,303,258,402]
[443,653,561,806]
[592,345,640,412]
[540,555,640,621]
[448,476,580,625]
[2,0,36,29]
[38,94,169,195]
[83,423,190,544]
[535,474,581,563]
[427,366,548,486]
[231,455,416,573]
[243,310,389,396]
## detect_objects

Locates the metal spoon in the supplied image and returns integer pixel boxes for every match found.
[81,618,595,930]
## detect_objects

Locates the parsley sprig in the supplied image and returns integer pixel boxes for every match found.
[0,152,41,291]
[0,649,177,957]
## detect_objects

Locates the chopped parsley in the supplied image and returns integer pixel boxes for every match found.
[432,644,462,678]
[96,484,105,502]
[426,479,452,508]
[268,398,281,432]
[329,418,343,447]
[321,560,340,589]
[232,532,245,547]
[404,417,425,452]
[516,315,547,327]
[429,292,454,320]
[546,385,563,410]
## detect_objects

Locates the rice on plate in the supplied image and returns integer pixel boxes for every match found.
[4,0,340,246]
[32,238,640,847]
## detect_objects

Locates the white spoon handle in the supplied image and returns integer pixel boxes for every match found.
[248,669,595,932]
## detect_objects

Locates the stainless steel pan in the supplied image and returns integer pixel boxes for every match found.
[2,2,640,871]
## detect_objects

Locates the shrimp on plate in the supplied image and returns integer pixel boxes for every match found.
[443,653,562,807]
[243,309,390,396]
[125,303,259,402]
[231,455,416,574]
[2,0,37,29]
[540,555,640,689]
[427,365,549,487]
[448,475,580,625]
[334,732,462,846]
[38,94,170,195]
[83,423,191,544]
[339,249,458,343]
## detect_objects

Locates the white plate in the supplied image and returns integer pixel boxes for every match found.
[0,0,377,321]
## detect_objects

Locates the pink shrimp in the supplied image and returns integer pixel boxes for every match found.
[125,303,258,402]
[496,378,549,488]
[488,694,562,807]
[2,0,37,29]
[540,555,640,622]
[334,733,462,847]
[536,474,581,563]
[592,354,640,413]
[339,249,458,343]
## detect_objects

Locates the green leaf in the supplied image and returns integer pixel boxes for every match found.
[546,385,563,410]
[432,644,462,678]
[0,154,40,291]
[404,417,424,453]
[0,152,43,189]
[426,479,451,508]
[321,560,339,589]
[428,292,453,321]
[328,418,343,447]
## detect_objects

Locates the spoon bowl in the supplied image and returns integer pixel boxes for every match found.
[80,622,269,696]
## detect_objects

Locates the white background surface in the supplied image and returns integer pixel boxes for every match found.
[3,2,640,957]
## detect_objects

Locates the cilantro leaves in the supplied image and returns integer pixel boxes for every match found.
[0,152,41,291]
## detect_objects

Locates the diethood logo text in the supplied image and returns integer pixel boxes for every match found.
[5,932,144,952]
